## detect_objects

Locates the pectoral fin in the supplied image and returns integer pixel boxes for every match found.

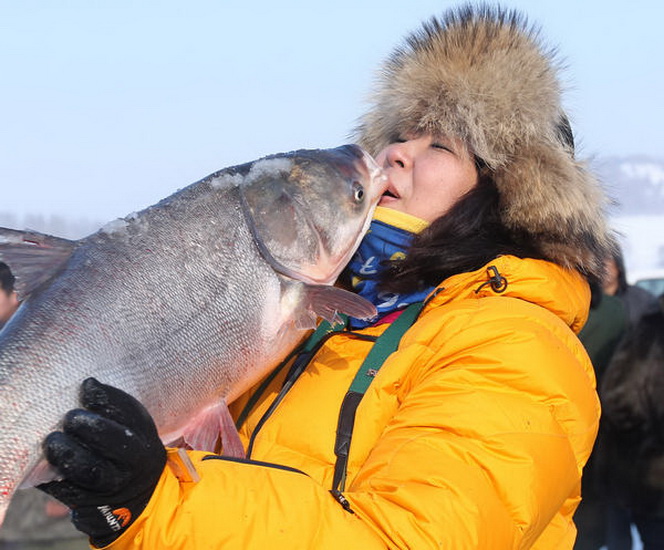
[18,459,61,489]
[174,399,245,458]
[218,400,245,458]
[302,284,377,324]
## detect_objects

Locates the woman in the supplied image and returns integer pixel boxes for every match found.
[602,246,657,327]
[39,5,612,549]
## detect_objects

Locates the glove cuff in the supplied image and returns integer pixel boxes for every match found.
[76,486,154,547]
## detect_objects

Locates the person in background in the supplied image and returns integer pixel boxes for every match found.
[577,244,658,550]
[603,247,657,327]
[0,262,19,330]
[574,281,628,550]
[578,282,628,382]
[38,5,612,549]
[600,293,664,550]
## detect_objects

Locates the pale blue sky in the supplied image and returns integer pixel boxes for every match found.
[1,0,662,222]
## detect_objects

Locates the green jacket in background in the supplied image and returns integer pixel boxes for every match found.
[578,293,627,386]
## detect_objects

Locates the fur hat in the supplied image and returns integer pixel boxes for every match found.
[354,4,612,278]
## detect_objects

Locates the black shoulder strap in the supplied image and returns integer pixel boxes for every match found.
[331,302,423,495]
[235,317,347,430]
[236,301,423,500]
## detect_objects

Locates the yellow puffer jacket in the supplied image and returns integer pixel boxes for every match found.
[106,255,599,550]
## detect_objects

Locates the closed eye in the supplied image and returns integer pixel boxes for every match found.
[431,142,454,153]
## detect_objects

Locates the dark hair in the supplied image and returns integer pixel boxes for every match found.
[379,173,545,294]
[608,246,629,295]
[0,262,16,294]
[588,279,604,309]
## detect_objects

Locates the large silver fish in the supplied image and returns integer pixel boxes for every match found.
[0,144,386,524]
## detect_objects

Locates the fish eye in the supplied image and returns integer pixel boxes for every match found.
[352,182,365,202]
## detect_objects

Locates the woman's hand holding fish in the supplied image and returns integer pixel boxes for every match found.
[38,378,166,547]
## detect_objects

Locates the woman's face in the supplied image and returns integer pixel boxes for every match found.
[375,134,479,222]
[602,258,620,295]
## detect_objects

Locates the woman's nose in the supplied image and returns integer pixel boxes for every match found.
[380,141,411,169]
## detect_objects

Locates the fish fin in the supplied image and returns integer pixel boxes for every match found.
[303,284,377,323]
[18,459,62,489]
[0,227,77,299]
[294,309,318,330]
[180,399,245,457]
[181,404,223,453]
[219,399,245,458]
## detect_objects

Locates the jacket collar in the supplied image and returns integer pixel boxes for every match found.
[424,255,590,334]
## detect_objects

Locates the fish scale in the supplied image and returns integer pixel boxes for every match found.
[0,144,387,525]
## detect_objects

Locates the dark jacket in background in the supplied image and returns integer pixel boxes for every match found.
[617,284,659,328]
[574,291,628,550]
[600,294,664,516]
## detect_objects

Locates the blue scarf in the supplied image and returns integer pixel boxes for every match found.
[346,207,435,329]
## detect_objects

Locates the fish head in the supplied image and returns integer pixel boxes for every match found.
[239,144,386,285]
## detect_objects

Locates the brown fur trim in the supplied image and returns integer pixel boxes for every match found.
[353,4,613,278]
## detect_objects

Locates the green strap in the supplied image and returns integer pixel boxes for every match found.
[348,303,423,393]
[237,301,424,501]
[331,302,424,495]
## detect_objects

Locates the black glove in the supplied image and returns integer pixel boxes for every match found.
[38,377,167,547]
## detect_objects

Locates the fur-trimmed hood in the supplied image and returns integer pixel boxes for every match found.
[354,4,612,278]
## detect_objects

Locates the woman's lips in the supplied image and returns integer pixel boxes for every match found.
[379,193,399,207]
[379,183,400,205]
